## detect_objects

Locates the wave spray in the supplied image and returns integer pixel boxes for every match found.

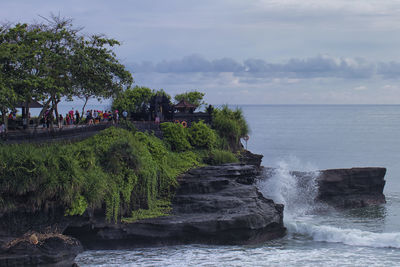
[257,158,400,249]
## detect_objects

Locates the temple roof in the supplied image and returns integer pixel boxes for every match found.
[174,99,197,109]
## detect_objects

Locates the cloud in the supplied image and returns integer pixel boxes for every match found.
[353,85,367,91]
[130,54,381,80]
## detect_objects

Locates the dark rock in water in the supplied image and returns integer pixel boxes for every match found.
[64,163,286,249]
[291,167,386,208]
[0,233,83,267]
[317,167,386,208]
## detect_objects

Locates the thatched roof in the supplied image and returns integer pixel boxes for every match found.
[174,99,196,109]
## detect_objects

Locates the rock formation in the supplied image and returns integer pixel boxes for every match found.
[64,164,286,249]
[0,148,388,265]
[0,232,82,267]
[290,167,386,208]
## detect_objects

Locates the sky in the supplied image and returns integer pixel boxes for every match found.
[2,0,400,104]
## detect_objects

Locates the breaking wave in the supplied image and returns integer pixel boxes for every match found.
[258,157,400,249]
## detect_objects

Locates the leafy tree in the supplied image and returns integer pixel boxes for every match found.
[112,86,153,114]
[0,25,19,127]
[72,35,133,115]
[174,90,205,110]
[0,15,133,129]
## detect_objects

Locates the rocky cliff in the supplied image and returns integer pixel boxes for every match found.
[64,164,286,249]
[0,150,388,265]
[0,161,286,265]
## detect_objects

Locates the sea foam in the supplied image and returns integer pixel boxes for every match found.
[258,157,400,249]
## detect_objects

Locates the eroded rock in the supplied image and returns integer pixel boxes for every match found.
[64,163,286,248]
[0,232,82,267]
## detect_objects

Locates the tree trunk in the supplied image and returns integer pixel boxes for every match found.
[24,99,30,131]
[36,98,52,127]
[81,95,89,118]
[54,98,60,129]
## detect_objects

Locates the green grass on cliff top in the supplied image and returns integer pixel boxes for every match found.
[0,124,239,223]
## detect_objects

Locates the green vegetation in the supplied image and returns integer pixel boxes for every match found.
[188,121,217,149]
[209,149,239,165]
[0,16,132,128]
[0,127,201,222]
[161,122,192,151]
[112,86,154,114]
[212,105,249,151]
[0,102,249,223]
[174,90,205,110]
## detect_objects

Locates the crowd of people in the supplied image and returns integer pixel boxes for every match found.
[0,108,130,140]
[54,109,122,128]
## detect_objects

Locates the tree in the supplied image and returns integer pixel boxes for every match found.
[112,86,154,114]
[0,16,133,129]
[0,23,33,129]
[174,90,206,110]
[72,35,133,115]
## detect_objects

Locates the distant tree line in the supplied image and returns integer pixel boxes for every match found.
[0,15,132,129]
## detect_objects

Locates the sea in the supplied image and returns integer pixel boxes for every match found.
[75,105,400,267]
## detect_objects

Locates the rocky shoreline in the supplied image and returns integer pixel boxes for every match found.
[0,151,387,266]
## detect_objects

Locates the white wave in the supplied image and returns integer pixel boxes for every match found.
[257,157,400,249]
[289,222,400,249]
[257,157,324,219]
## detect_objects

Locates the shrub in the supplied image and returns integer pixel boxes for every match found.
[212,105,249,151]
[0,127,202,223]
[188,121,216,149]
[209,149,239,165]
[160,122,191,151]
[119,120,137,132]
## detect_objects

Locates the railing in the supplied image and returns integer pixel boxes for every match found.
[0,113,211,144]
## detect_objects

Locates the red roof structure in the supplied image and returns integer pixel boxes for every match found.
[174,100,196,113]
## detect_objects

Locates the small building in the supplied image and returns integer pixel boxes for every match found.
[174,100,197,114]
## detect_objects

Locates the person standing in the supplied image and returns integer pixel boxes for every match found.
[0,121,5,140]
[122,110,128,120]
[58,114,63,129]
[114,110,119,124]
[75,110,80,125]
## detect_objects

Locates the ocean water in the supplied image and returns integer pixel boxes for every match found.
[76,105,400,266]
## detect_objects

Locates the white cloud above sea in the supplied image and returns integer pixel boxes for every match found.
[2,0,400,103]
[129,54,398,80]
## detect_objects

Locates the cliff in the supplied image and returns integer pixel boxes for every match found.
[0,149,388,265]
[0,161,286,265]
[63,164,286,248]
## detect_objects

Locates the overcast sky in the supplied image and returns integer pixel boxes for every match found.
[2,0,400,104]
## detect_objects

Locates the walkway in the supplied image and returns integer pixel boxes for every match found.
[1,121,162,144]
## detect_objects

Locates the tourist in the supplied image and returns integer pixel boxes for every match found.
[75,110,80,125]
[43,110,49,128]
[113,110,119,124]
[122,110,128,120]
[0,121,5,140]
[46,115,50,129]
[65,113,70,126]
[58,114,63,129]
[86,110,91,123]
